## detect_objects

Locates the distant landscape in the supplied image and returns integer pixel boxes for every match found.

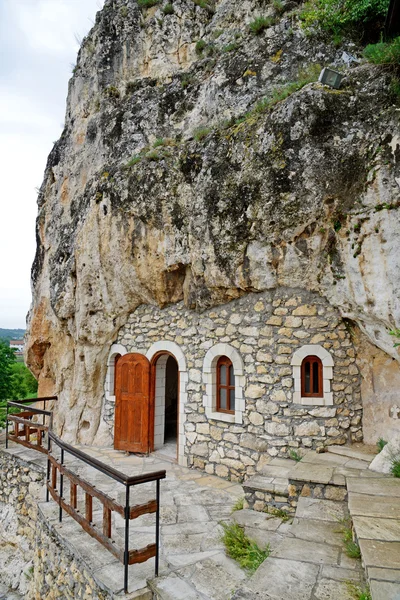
[0,328,26,341]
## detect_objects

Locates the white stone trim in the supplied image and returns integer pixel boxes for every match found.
[202,343,245,424]
[291,345,334,406]
[146,341,188,466]
[104,344,128,403]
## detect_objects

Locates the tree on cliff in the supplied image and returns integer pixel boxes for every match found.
[0,340,16,400]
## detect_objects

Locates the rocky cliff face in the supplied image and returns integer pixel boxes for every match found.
[26,0,400,444]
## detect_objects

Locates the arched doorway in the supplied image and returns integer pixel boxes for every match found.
[151,353,179,460]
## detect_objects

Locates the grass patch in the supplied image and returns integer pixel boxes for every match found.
[138,0,160,7]
[195,39,207,55]
[222,42,239,53]
[253,63,321,113]
[364,36,400,65]
[220,522,270,572]
[231,498,244,512]
[391,460,400,478]
[377,437,388,452]
[163,3,174,14]
[194,126,211,141]
[289,449,302,462]
[338,517,361,558]
[265,507,291,522]
[126,155,142,167]
[104,85,120,99]
[347,582,372,600]
[249,16,275,35]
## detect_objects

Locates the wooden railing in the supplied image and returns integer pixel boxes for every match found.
[6,396,57,454]
[47,431,166,592]
[5,396,166,593]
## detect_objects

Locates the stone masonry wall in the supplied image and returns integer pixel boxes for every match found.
[0,450,44,596]
[0,450,130,599]
[109,288,362,482]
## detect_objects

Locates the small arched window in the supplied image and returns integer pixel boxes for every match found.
[301,356,323,398]
[113,354,121,395]
[217,356,235,413]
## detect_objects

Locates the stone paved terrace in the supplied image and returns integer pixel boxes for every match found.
[1,439,400,599]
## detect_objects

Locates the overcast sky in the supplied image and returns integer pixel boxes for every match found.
[0,0,104,329]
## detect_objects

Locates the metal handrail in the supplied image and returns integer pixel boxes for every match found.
[48,430,166,592]
[6,398,55,453]
[47,430,165,486]
[5,395,166,592]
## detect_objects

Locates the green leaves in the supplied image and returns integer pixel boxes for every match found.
[364,36,400,65]
[221,522,270,572]
[300,0,390,37]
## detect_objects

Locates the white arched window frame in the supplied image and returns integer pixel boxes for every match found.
[104,343,128,403]
[291,344,334,406]
[203,343,245,424]
[146,341,188,468]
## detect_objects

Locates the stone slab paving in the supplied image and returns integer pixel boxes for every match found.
[347,468,400,600]
[232,497,364,600]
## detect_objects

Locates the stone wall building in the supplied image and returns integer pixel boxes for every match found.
[103,288,362,480]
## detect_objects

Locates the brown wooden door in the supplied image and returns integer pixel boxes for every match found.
[114,353,150,452]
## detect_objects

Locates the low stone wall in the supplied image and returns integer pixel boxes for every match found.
[0,450,44,596]
[244,477,348,516]
[0,449,147,599]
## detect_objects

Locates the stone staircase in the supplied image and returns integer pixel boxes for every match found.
[241,444,400,600]
[243,445,377,515]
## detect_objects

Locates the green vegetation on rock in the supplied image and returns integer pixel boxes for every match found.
[249,16,275,35]
[300,0,390,38]
[364,36,400,65]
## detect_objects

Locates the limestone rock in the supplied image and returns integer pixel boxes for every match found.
[25,0,400,445]
[369,434,400,474]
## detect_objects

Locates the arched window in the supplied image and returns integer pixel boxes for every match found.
[301,356,323,398]
[217,356,235,413]
[113,354,121,395]
[203,343,245,424]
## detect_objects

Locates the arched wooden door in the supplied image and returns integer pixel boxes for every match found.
[114,353,150,452]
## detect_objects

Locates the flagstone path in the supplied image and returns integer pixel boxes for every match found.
[1,440,400,599]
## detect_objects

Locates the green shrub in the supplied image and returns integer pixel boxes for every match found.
[377,437,388,452]
[391,460,400,478]
[364,36,400,65]
[138,0,160,7]
[249,16,275,35]
[300,0,389,37]
[220,522,270,572]
[163,3,174,14]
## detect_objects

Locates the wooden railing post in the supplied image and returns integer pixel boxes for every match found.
[85,493,93,523]
[103,506,112,539]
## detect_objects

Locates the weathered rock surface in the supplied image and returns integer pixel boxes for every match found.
[370,434,400,474]
[26,0,400,444]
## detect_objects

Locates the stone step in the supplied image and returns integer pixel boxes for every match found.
[327,445,376,464]
[243,474,289,497]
